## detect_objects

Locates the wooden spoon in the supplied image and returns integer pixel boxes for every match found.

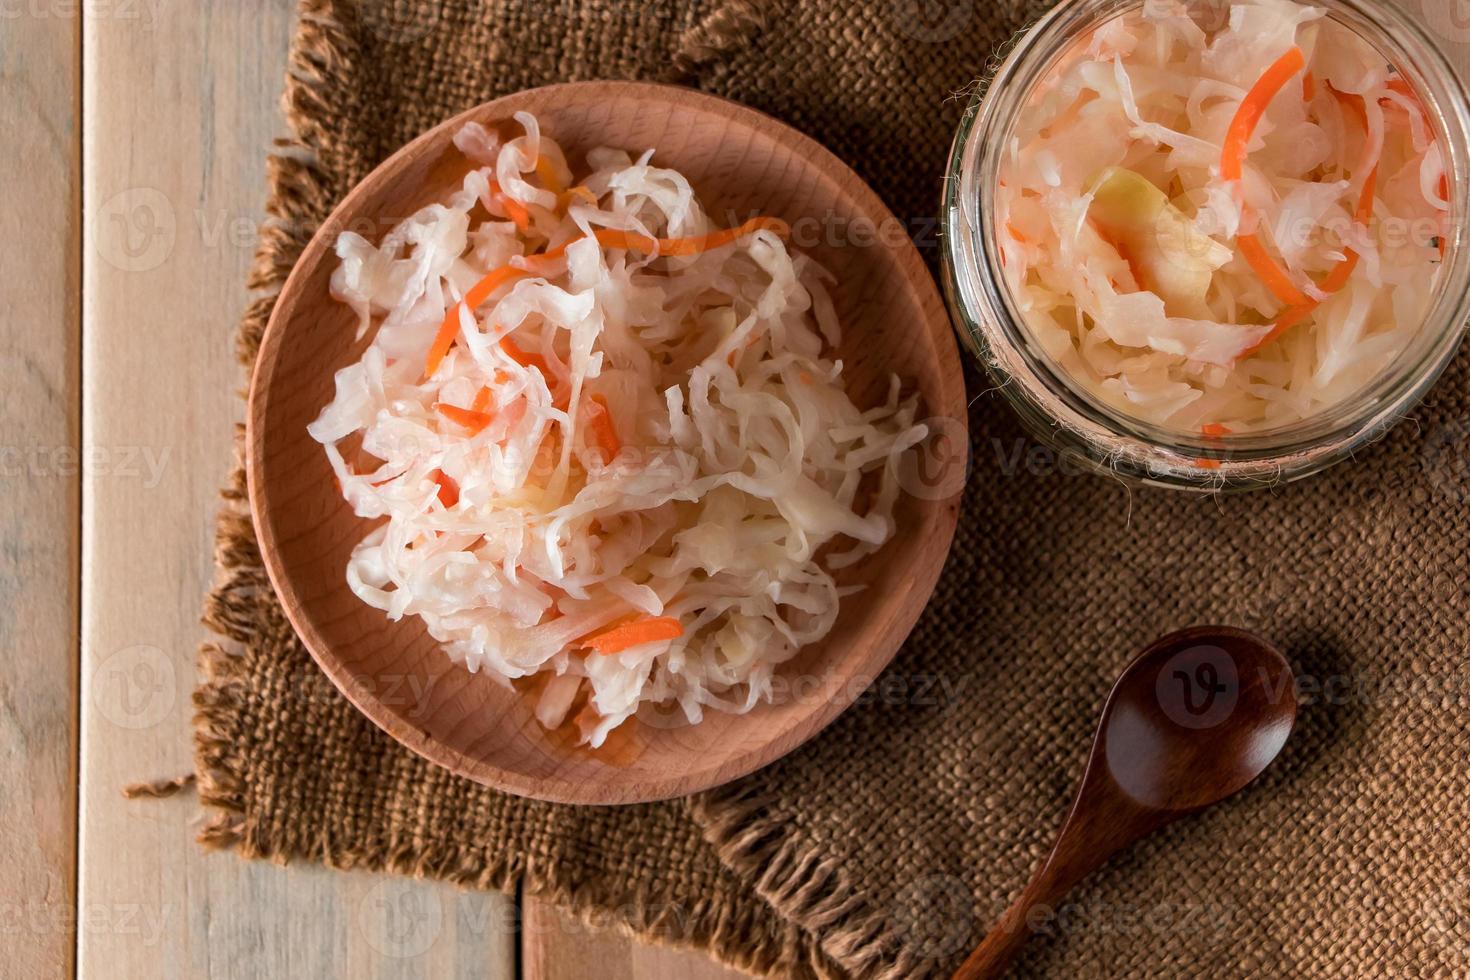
[952,626,1296,979]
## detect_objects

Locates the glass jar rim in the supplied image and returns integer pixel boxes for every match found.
[944,0,1470,489]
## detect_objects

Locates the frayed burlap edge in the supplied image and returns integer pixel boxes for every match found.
[668,0,773,82]
[191,3,840,978]
[696,784,935,980]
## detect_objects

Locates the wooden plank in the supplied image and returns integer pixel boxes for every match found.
[523,899,754,980]
[76,3,515,978]
[0,8,81,980]
[70,4,1470,980]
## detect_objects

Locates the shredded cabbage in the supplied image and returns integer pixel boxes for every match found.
[310,113,926,746]
[998,0,1451,433]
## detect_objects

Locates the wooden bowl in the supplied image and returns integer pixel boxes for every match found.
[248,81,966,804]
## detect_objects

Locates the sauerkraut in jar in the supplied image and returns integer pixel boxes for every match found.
[946,0,1470,488]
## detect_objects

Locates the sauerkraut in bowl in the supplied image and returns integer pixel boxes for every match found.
[308,113,933,747]
[945,0,1470,488]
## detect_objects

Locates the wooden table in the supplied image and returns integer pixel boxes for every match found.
[7,3,746,977]
[16,2,1466,978]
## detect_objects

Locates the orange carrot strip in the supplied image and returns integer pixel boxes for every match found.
[500,336,550,375]
[1197,424,1231,468]
[1243,93,1383,357]
[470,386,494,414]
[488,178,532,233]
[1354,166,1379,225]
[1222,47,1307,182]
[427,218,784,378]
[533,239,575,263]
[592,228,658,252]
[1318,251,1361,296]
[430,469,459,508]
[1246,247,1362,354]
[503,197,532,233]
[535,155,566,196]
[1386,76,1422,107]
[1328,82,1369,131]
[1303,70,1317,102]
[435,403,495,434]
[1089,218,1148,293]
[425,244,581,378]
[594,217,790,257]
[559,185,598,210]
[1238,232,1312,308]
[426,265,531,377]
[1438,171,1450,246]
[1242,239,1364,358]
[1303,166,1377,304]
[1240,250,1357,358]
[1243,303,1316,358]
[582,616,683,655]
[586,393,620,464]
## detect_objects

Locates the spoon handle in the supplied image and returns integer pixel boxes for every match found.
[949,858,1078,980]
[951,780,1162,980]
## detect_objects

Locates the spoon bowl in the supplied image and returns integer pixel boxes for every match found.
[1102,627,1296,812]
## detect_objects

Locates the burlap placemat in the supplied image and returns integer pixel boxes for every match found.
[197,0,1470,976]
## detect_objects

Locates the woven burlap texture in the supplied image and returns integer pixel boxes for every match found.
[197,1,1470,977]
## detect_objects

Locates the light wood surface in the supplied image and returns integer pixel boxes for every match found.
[38,3,1470,979]
[62,3,761,978]
[523,903,752,980]
[249,80,965,805]
[76,3,516,979]
[1,8,80,980]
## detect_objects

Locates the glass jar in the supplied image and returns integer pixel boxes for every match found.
[942,0,1470,491]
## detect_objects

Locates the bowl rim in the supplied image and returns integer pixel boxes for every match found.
[246,79,967,804]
